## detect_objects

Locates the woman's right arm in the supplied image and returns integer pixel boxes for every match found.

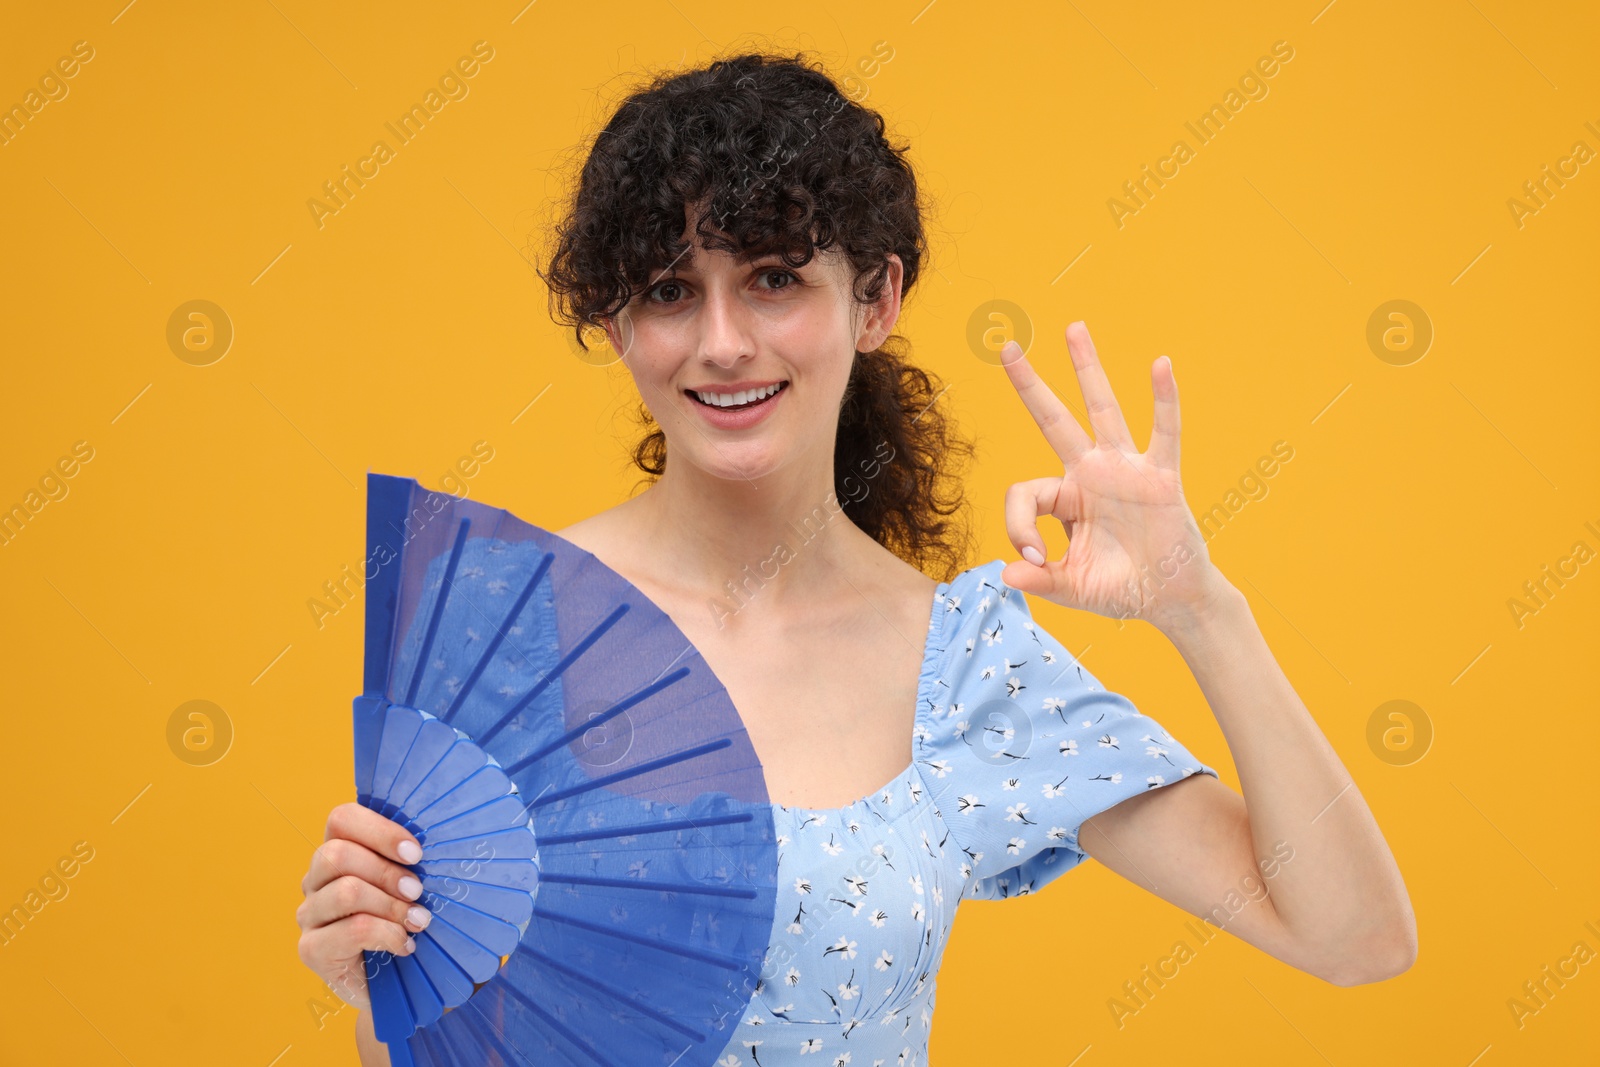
[355,1008,392,1066]
[296,802,432,1065]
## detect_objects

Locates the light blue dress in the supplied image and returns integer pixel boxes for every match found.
[714,558,1219,1066]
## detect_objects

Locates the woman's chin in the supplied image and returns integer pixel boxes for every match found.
[674,441,793,485]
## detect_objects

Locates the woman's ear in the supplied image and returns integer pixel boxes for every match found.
[854,254,904,352]
[600,311,636,361]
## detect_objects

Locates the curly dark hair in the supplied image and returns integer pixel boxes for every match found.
[536,50,976,580]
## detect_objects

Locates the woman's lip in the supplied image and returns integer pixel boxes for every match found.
[685,381,787,429]
[684,379,787,393]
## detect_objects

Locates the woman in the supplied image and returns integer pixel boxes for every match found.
[297,51,1415,1065]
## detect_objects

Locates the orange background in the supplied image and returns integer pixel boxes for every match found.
[1,1,1596,1064]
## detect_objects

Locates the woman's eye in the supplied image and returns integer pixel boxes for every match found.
[757,269,798,291]
[643,270,796,304]
[646,279,684,304]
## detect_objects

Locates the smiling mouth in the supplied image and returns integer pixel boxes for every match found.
[684,381,789,410]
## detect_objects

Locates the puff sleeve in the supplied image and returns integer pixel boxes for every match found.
[916,560,1220,901]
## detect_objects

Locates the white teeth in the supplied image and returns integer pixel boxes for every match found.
[694,383,782,407]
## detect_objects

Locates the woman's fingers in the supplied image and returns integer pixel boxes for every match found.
[326,801,423,866]
[1000,339,1094,466]
[296,802,430,1016]
[297,873,432,936]
[1147,354,1181,471]
[300,835,423,905]
[1063,321,1137,450]
[1004,476,1072,567]
[321,958,372,1013]
[297,913,415,997]
[298,902,417,961]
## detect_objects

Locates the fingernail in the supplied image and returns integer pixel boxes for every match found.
[404,936,416,954]
[398,875,423,900]
[407,906,431,930]
[1022,545,1045,566]
[398,840,422,864]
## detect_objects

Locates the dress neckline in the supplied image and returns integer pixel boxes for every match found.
[542,525,969,816]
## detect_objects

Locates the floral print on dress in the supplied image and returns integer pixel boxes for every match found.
[714,560,1218,1065]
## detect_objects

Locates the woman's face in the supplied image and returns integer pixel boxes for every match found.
[604,219,902,485]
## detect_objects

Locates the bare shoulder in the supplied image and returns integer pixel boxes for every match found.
[550,500,683,609]
[855,537,941,630]
[550,501,633,559]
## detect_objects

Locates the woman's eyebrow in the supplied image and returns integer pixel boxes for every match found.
[647,248,793,276]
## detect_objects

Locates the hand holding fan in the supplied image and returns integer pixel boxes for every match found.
[352,473,778,1066]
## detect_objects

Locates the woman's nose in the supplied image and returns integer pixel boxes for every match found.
[696,286,756,366]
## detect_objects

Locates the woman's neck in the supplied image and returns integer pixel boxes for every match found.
[621,448,866,613]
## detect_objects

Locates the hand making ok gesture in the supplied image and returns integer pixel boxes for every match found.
[998,321,1234,635]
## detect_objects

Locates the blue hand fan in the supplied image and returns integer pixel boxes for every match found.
[353,473,778,1067]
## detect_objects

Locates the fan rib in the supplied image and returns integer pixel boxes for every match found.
[537,810,753,846]
[421,915,502,981]
[417,858,539,892]
[406,1029,440,1064]
[424,826,538,860]
[423,821,536,852]
[502,666,691,777]
[411,764,512,827]
[498,982,611,1067]
[475,602,632,748]
[537,872,758,900]
[432,896,523,956]
[457,995,540,1067]
[527,737,735,806]
[419,875,534,928]
[394,953,446,1029]
[532,906,746,970]
[368,953,418,1040]
[383,719,461,818]
[370,707,426,809]
[441,551,554,725]
[403,518,473,708]
[523,945,707,1043]
[411,928,476,1005]
[405,742,502,818]
[415,793,528,841]
[353,695,388,805]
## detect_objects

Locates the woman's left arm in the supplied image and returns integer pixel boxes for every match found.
[1084,573,1417,986]
[996,322,1416,987]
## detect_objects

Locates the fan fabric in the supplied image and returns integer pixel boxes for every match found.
[352,473,778,1067]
